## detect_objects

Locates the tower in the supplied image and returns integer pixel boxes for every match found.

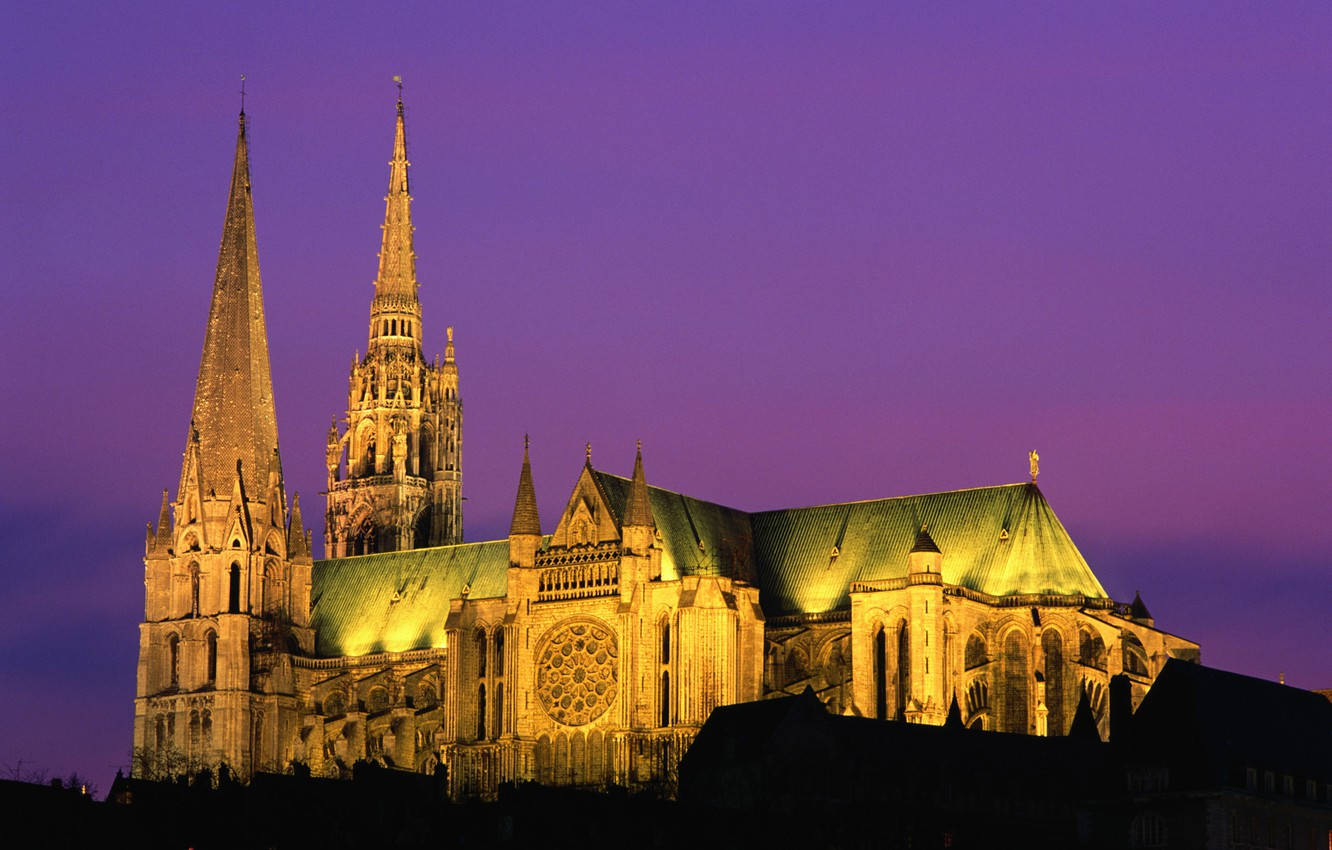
[133,111,313,779]
[325,92,462,556]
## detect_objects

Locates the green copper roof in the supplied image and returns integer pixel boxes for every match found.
[750,483,1107,616]
[311,539,511,657]
[311,478,1107,657]
[592,471,755,583]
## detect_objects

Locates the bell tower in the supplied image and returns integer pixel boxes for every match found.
[133,110,313,780]
[325,89,462,556]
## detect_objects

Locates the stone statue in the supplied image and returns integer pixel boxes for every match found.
[1029,449,1040,482]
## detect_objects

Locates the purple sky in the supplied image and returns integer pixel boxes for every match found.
[3,1,1329,791]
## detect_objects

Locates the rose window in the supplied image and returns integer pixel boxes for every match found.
[535,619,618,726]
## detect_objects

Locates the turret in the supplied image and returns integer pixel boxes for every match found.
[508,436,541,568]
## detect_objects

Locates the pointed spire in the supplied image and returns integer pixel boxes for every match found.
[444,326,455,364]
[184,111,281,499]
[944,692,964,729]
[373,87,416,299]
[153,489,173,552]
[910,524,941,554]
[509,435,541,536]
[288,492,309,559]
[623,440,654,529]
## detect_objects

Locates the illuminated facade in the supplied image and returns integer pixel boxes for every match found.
[134,99,1199,797]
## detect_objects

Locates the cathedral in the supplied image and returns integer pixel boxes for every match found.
[132,96,1200,798]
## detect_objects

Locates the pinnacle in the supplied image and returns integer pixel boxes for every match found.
[372,92,417,300]
[623,442,653,529]
[509,437,541,536]
[153,489,173,552]
[288,492,309,558]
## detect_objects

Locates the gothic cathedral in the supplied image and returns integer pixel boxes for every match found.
[133,97,1200,798]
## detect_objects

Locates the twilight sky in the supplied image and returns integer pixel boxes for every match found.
[2,1,1328,791]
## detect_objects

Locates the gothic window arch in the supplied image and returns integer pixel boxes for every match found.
[493,627,505,677]
[227,563,241,613]
[658,614,672,725]
[1042,628,1066,736]
[571,731,586,784]
[895,619,910,720]
[167,633,180,688]
[475,628,487,678]
[1001,629,1029,733]
[366,685,389,714]
[660,671,671,727]
[418,426,435,480]
[493,682,504,740]
[536,735,552,784]
[189,562,201,617]
[323,690,346,717]
[588,729,604,785]
[873,624,887,719]
[205,630,218,686]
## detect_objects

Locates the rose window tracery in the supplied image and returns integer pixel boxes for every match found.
[535,619,618,726]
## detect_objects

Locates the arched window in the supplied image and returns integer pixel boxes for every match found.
[965,633,989,670]
[571,731,586,784]
[189,710,201,759]
[896,620,910,720]
[167,633,180,688]
[201,710,212,752]
[1002,631,1029,733]
[475,629,487,678]
[476,684,487,741]
[588,730,604,785]
[205,630,217,686]
[493,682,504,739]
[189,563,201,617]
[660,671,671,727]
[873,626,887,719]
[493,627,505,677]
[660,619,671,665]
[1042,629,1065,736]
[536,735,552,784]
[228,563,241,613]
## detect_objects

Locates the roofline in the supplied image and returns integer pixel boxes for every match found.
[750,482,1035,515]
[594,468,1035,517]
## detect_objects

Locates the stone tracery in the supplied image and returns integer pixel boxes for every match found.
[535,619,618,726]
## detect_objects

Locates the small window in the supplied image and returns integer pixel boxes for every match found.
[167,634,180,687]
[205,631,217,685]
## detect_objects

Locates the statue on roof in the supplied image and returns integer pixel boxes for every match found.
[1029,449,1040,483]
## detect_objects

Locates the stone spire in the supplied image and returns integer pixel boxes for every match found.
[152,489,173,554]
[509,436,541,536]
[623,441,653,529]
[288,492,310,560]
[182,111,281,496]
[373,94,417,299]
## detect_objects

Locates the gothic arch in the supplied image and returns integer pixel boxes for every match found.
[1122,632,1149,676]
[999,628,1030,734]
[1041,627,1066,736]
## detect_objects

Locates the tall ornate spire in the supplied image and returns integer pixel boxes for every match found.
[183,112,281,495]
[623,441,653,528]
[374,93,416,299]
[509,435,541,536]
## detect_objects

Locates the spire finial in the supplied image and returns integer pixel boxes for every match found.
[1028,449,1039,483]
[524,433,530,452]
[393,74,403,109]
[585,442,592,464]
[239,74,246,116]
